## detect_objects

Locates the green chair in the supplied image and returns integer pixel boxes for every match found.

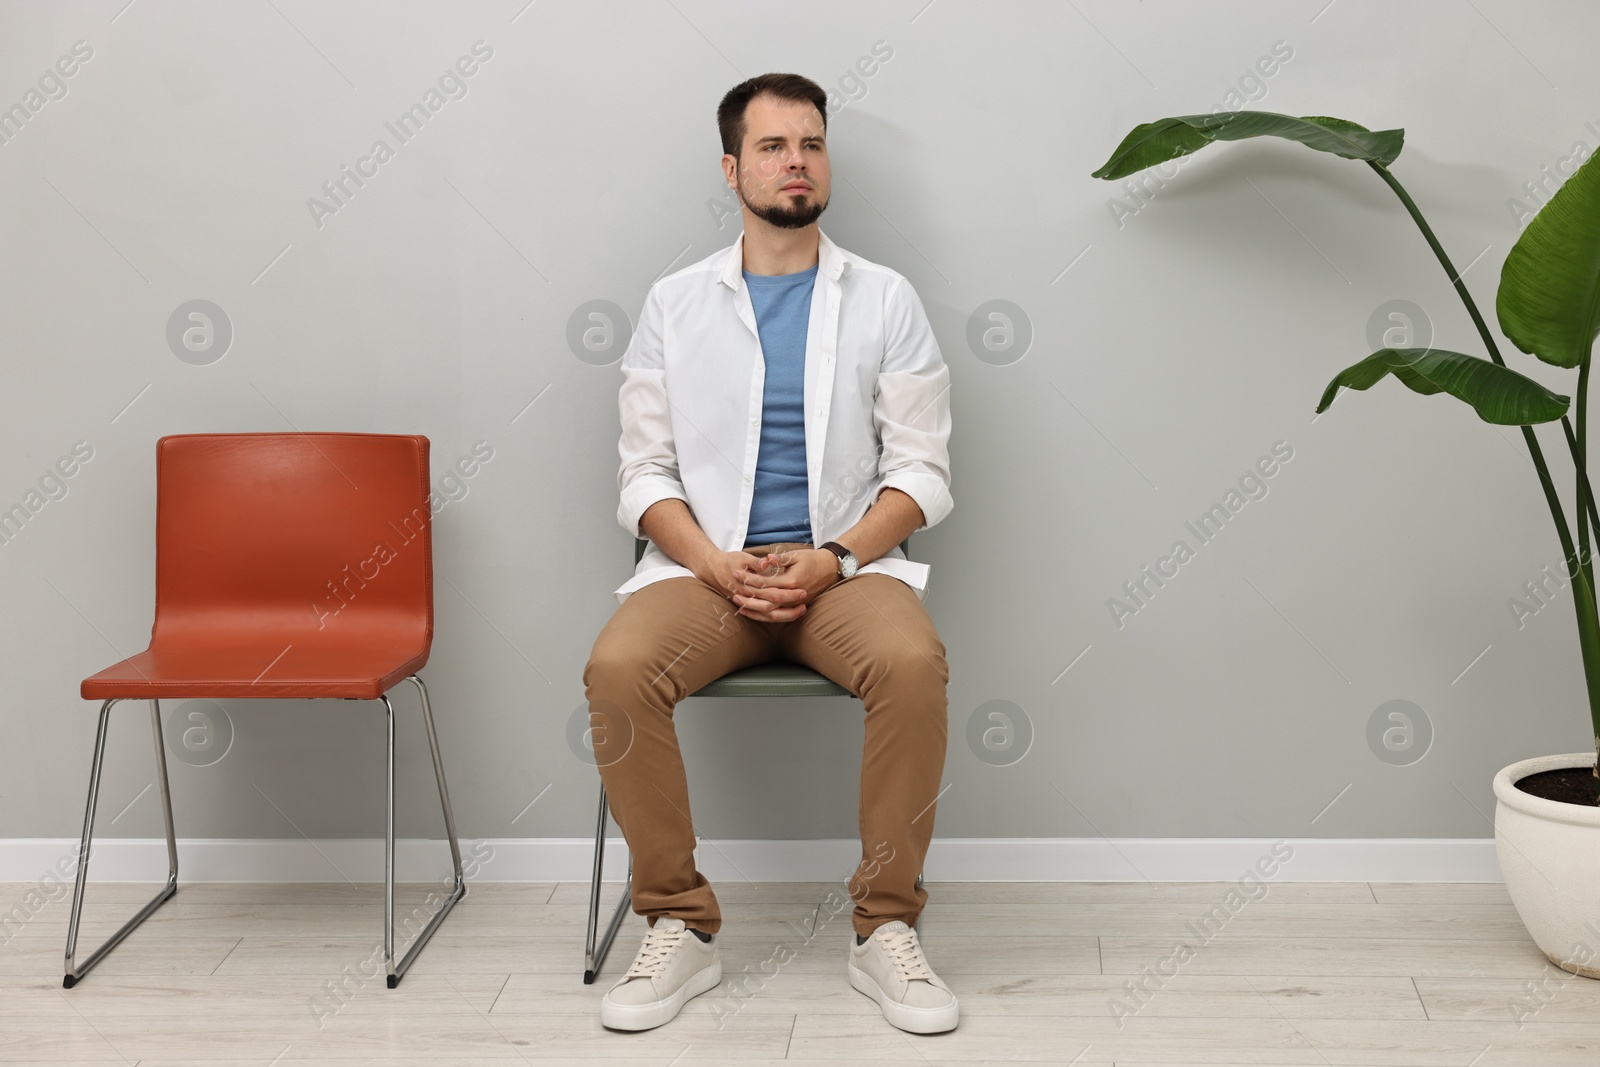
[583,536,920,982]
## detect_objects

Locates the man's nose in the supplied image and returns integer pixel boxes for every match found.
[758,149,805,179]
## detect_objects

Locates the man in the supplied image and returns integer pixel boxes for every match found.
[582,72,956,1035]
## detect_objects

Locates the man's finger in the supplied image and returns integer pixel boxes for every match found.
[736,583,803,604]
[741,601,804,622]
[742,570,803,593]
[735,591,804,618]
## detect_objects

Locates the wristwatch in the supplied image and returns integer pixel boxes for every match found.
[820,541,859,580]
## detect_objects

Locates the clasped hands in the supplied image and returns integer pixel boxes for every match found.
[697,547,842,623]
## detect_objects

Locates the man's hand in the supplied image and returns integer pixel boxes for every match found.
[731,549,841,622]
[692,550,767,596]
[694,548,840,623]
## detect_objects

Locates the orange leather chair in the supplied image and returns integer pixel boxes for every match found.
[65,433,465,988]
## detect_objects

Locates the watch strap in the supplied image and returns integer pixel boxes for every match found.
[820,541,852,562]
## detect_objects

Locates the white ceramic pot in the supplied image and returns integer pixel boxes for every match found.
[1493,752,1600,978]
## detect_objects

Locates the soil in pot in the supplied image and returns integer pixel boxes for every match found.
[1515,767,1600,806]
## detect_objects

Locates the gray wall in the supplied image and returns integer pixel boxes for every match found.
[3,0,1596,847]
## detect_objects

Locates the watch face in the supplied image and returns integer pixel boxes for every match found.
[841,554,859,578]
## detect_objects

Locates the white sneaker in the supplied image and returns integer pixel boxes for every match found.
[848,920,959,1033]
[600,917,722,1031]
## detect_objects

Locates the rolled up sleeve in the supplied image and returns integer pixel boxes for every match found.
[873,276,953,531]
[617,284,690,539]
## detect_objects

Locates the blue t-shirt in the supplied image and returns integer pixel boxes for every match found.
[742,263,817,546]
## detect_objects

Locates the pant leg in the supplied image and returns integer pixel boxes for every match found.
[772,572,950,938]
[582,573,782,934]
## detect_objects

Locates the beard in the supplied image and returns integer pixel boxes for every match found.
[740,179,829,229]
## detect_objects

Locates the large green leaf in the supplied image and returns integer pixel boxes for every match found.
[1316,347,1570,424]
[1497,149,1600,369]
[1091,111,1404,180]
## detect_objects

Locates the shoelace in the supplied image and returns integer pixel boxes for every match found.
[624,923,690,979]
[874,926,935,981]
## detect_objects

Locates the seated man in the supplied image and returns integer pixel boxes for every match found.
[583,71,956,1035]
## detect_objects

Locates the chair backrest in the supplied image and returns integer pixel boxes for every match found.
[634,535,911,566]
[150,434,433,651]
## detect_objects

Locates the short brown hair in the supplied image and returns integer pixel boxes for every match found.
[717,73,828,159]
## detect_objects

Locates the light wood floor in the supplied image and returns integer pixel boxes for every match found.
[2,878,1597,1064]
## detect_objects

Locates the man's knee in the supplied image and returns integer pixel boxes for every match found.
[871,635,949,693]
[582,645,611,692]
[585,643,655,696]
[906,640,950,687]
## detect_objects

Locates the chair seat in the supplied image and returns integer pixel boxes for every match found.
[80,640,428,701]
[688,662,855,699]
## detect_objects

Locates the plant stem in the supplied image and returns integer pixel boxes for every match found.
[1562,415,1599,601]
[1561,410,1598,573]
[1579,361,1599,776]
[1561,416,1599,526]
[1367,161,1600,761]
[1580,365,1594,597]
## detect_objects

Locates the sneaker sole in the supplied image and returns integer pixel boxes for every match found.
[600,956,723,1031]
[847,958,959,1033]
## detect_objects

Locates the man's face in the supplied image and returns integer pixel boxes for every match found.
[723,93,830,230]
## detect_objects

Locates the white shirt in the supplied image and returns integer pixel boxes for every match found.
[612,227,953,604]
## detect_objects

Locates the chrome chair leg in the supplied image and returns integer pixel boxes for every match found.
[411,675,466,895]
[64,699,179,988]
[583,783,632,984]
[380,675,466,988]
[383,692,397,983]
[583,783,607,983]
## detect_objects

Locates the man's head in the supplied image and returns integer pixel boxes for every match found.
[717,73,830,231]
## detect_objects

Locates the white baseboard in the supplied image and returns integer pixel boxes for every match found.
[0,837,1503,884]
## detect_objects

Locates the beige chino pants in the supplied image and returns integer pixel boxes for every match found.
[582,541,950,939]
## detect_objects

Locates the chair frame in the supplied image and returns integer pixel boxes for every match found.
[63,674,464,989]
[583,537,922,983]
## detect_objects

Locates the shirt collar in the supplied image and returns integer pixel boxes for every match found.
[718,227,848,290]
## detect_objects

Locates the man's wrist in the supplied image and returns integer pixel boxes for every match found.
[810,548,840,588]
[687,542,720,574]
[817,542,857,582]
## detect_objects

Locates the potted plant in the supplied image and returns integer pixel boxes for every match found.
[1092,110,1600,975]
